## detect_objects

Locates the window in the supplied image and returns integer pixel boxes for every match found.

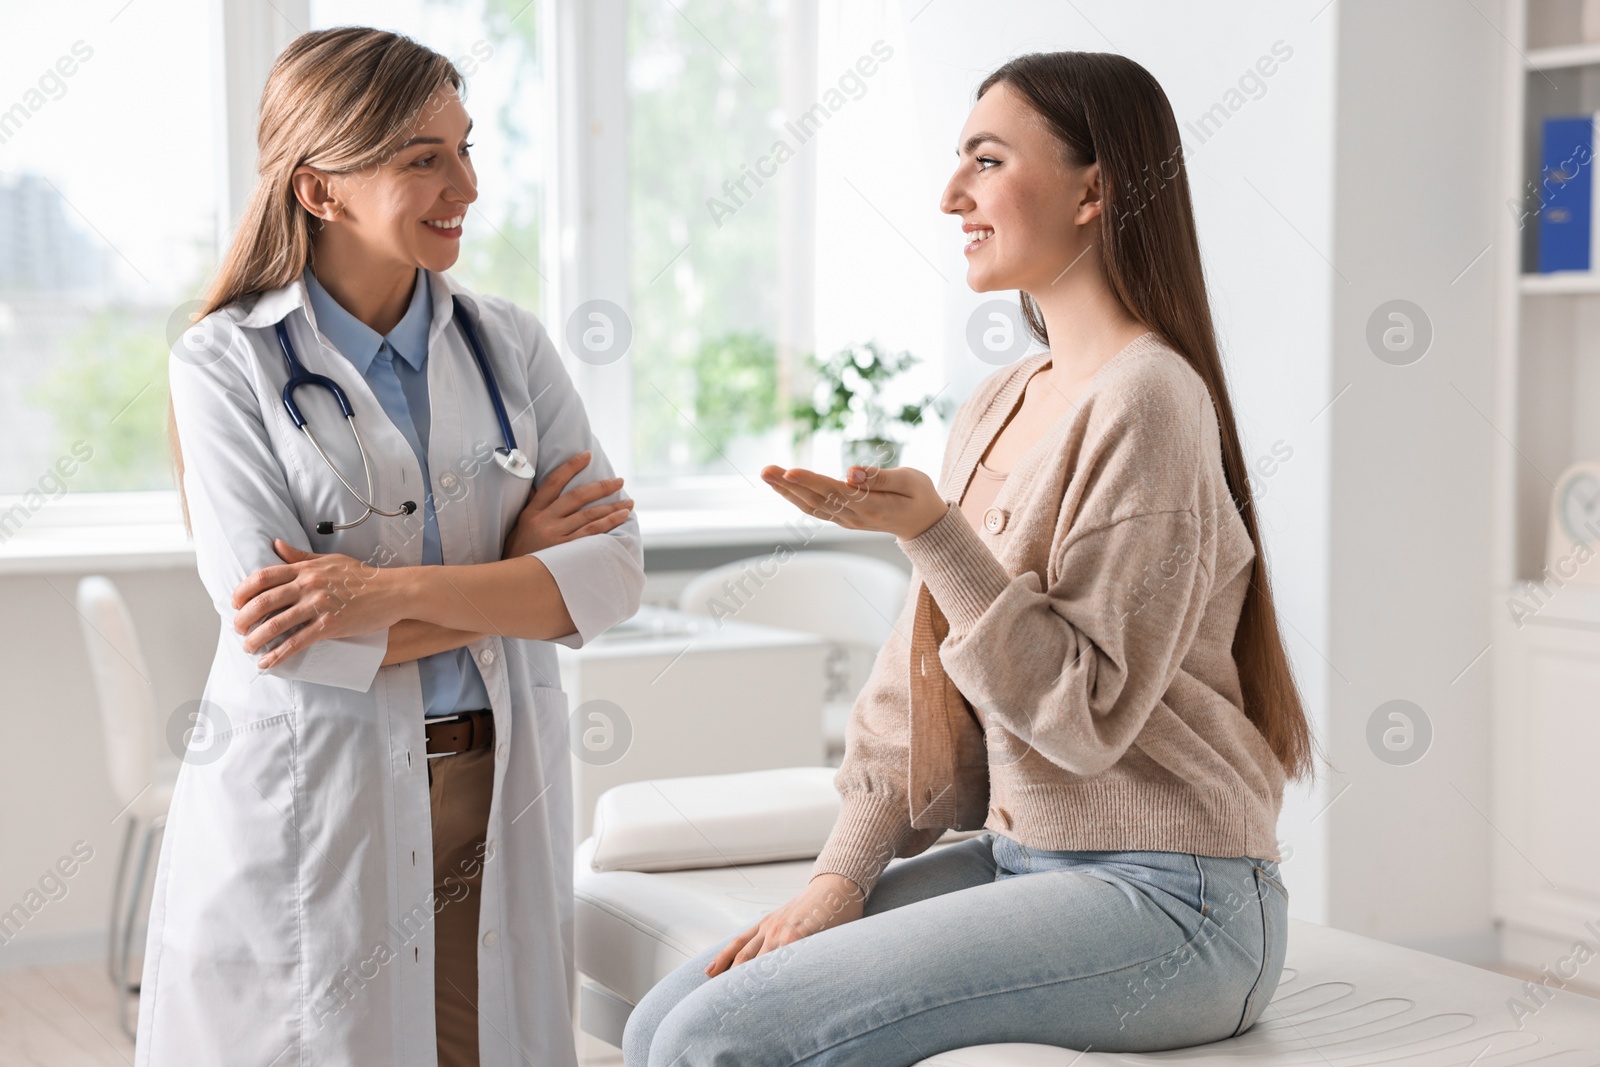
[626,0,805,489]
[0,1,218,515]
[620,1,947,505]
[2,0,847,542]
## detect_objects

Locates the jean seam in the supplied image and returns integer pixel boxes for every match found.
[1230,868,1275,1037]
[1197,872,1277,958]
[1252,864,1288,901]
[783,917,1229,1066]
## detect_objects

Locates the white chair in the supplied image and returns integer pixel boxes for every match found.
[573,768,1600,1063]
[74,576,180,1040]
[677,550,909,763]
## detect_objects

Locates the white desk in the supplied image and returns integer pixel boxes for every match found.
[556,606,827,841]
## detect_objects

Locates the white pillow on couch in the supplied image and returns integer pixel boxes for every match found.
[587,766,842,873]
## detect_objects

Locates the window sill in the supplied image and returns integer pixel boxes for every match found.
[0,504,888,575]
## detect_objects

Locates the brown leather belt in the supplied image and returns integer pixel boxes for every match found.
[424,709,494,759]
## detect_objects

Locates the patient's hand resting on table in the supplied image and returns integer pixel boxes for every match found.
[705,872,866,977]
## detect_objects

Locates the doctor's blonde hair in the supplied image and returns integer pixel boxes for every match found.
[168,26,464,534]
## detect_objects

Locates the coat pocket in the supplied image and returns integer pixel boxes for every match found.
[149,712,300,1063]
[528,684,575,850]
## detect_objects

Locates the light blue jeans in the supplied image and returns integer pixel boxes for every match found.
[622,832,1288,1066]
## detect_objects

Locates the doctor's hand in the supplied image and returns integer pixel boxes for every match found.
[232,540,401,669]
[503,450,634,558]
[760,464,949,541]
[704,872,865,977]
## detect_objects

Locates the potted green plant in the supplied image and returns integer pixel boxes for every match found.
[790,340,944,472]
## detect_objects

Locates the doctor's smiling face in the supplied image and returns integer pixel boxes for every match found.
[290,83,478,295]
[939,80,1105,296]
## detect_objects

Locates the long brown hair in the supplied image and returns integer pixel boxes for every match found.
[979,52,1319,784]
[168,27,462,534]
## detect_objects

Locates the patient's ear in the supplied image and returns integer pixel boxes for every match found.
[1074,160,1106,225]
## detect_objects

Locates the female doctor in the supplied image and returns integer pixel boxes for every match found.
[141,27,643,1067]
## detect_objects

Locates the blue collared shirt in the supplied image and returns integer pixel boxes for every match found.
[303,266,492,717]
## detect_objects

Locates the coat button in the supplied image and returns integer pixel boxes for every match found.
[482,930,498,948]
[439,471,458,489]
[478,647,496,667]
[983,507,1006,533]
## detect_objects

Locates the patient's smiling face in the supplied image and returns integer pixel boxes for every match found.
[939,80,1107,297]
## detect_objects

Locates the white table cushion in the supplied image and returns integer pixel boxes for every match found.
[574,835,1600,1063]
[587,766,842,872]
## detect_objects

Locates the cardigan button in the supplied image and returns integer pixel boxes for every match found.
[991,805,1012,829]
[983,507,1007,533]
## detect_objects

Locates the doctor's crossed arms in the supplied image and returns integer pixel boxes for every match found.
[229,445,634,671]
[500,447,633,557]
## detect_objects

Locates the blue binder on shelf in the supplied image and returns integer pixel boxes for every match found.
[1539,113,1600,273]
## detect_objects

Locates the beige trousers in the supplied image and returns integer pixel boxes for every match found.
[427,740,495,1067]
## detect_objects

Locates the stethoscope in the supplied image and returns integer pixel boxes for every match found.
[274,293,534,535]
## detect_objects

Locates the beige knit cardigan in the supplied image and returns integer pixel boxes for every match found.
[809,331,1287,897]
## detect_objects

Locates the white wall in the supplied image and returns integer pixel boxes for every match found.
[1326,0,1504,960]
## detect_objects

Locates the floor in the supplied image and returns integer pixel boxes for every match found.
[0,958,630,1067]
[0,956,1591,1066]
[0,960,135,1067]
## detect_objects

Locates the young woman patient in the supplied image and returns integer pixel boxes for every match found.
[622,50,1318,1064]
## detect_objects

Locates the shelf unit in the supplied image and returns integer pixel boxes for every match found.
[1520,269,1600,292]
[1527,40,1600,70]
[1492,0,1600,978]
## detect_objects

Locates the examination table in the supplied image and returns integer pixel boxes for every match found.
[573,768,1600,1064]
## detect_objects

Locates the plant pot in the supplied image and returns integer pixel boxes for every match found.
[843,437,901,471]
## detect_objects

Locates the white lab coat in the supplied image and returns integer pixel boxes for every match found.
[135,269,644,1066]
